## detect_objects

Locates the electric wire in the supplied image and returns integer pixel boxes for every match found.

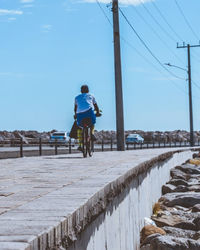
[138,0,177,43]
[95,0,196,98]
[151,1,184,42]
[127,0,185,66]
[119,8,185,81]
[191,51,200,64]
[119,8,200,98]
[95,0,168,77]
[174,0,199,41]
[192,80,200,92]
[95,0,112,26]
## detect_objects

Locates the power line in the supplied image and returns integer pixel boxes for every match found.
[174,0,199,41]
[95,0,190,97]
[191,51,200,64]
[138,0,177,43]
[95,0,174,78]
[95,0,112,26]
[192,80,200,92]
[127,0,185,66]
[121,39,190,96]
[119,8,185,81]
[121,38,169,74]
[151,1,184,42]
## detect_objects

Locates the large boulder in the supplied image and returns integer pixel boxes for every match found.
[167,179,189,187]
[140,225,166,245]
[162,184,176,195]
[159,192,200,208]
[170,168,190,181]
[149,235,200,250]
[192,204,200,212]
[162,226,197,239]
[152,213,196,230]
[162,184,190,195]
[176,164,200,175]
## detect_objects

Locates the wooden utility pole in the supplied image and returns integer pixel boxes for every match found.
[177,43,200,146]
[112,0,125,151]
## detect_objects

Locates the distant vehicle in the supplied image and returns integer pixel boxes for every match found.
[49,132,76,147]
[126,134,144,144]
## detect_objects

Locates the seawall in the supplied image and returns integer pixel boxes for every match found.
[0,148,198,250]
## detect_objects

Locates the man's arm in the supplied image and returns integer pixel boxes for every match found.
[74,104,77,119]
[94,103,100,114]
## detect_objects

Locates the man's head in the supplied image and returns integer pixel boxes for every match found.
[81,85,89,94]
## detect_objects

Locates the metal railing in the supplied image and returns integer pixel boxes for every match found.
[0,137,200,159]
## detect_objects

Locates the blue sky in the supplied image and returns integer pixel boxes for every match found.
[0,0,200,132]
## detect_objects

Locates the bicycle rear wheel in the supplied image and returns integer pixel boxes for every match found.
[88,127,94,157]
[82,127,88,158]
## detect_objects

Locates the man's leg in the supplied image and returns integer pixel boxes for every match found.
[77,128,82,150]
[91,125,97,141]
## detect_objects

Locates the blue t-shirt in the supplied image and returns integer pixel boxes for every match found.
[75,93,97,114]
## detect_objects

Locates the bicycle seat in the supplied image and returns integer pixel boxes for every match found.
[80,117,93,128]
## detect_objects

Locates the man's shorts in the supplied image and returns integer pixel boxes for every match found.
[77,108,96,127]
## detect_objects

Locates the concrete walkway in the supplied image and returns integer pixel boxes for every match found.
[0,148,196,250]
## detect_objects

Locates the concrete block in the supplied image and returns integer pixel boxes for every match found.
[0,242,30,250]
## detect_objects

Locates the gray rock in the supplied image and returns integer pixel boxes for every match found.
[141,233,161,246]
[188,178,200,186]
[174,185,189,193]
[160,192,200,208]
[193,217,200,231]
[140,244,151,250]
[170,168,190,181]
[174,221,196,231]
[188,239,200,249]
[162,184,176,195]
[176,164,200,175]
[193,231,200,240]
[167,179,189,187]
[152,214,184,228]
[192,204,200,212]
[162,226,196,239]
[162,184,189,194]
[188,185,200,192]
[170,209,200,221]
[150,235,200,250]
[174,205,189,212]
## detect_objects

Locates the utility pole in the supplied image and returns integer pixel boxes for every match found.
[112,0,125,151]
[177,43,200,146]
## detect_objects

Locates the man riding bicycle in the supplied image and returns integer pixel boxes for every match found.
[74,85,100,151]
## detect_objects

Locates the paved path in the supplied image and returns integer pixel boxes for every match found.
[0,148,195,249]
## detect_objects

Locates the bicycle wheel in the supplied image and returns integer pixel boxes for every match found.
[88,127,94,157]
[82,127,88,158]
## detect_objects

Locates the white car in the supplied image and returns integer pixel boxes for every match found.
[49,132,76,147]
[126,134,144,144]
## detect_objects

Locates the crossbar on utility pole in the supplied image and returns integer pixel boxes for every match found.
[112,0,125,151]
[177,43,200,146]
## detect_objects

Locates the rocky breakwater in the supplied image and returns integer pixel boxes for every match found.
[0,130,52,145]
[1,130,200,144]
[140,152,200,250]
[93,130,200,144]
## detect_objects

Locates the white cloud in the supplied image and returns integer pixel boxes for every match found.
[82,0,153,5]
[0,9,23,15]
[20,0,34,3]
[41,24,52,33]
[22,4,34,8]
[8,17,17,21]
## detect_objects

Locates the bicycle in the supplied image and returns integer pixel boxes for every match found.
[80,112,102,158]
